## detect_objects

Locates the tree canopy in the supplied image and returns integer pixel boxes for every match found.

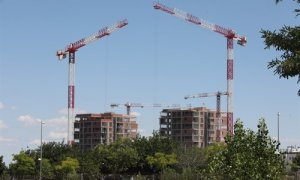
[0,156,7,177]
[54,157,79,179]
[146,152,177,172]
[261,0,300,95]
[291,154,300,172]
[9,152,36,178]
[2,127,290,179]
[94,138,139,174]
[204,119,285,179]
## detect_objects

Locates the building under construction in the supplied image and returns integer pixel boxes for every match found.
[74,112,137,151]
[159,107,227,148]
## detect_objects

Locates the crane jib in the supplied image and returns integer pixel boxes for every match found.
[153,2,175,15]
[186,13,201,25]
[117,20,128,28]
[214,25,233,37]
[69,39,85,51]
[68,27,110,51]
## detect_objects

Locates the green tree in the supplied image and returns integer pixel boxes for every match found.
[146,152,177,173]
[78,150,101,179]
[176,146,206,172]
[133,132,179,174]
[261,0,300,95]
[133,136,153,173]
[204,119,285,180]
[148,131,179,154]
[93,144,111,174]
[291,154,300,173]
[54,157,79,179]
[0,155,7,177]
[94,138,139,174]
[276,0,299,14]
[9,151,36,178]
[41,158,55,179]
[39,141,78,165]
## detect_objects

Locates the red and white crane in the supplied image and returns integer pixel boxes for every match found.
[154,2,247,135]
[185,91,227,142]
[56,19,128,144]
[110,102,161,136]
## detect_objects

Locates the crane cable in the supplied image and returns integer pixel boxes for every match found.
[153,6,159,130]
[104,39,109,112]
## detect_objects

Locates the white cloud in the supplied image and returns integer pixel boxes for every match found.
[131,111,141,117]
[48,131,67,140]
[0,136,17,142]
[29,131,67,145]
[58,108,87,116]
[46,116,67,127]
[29,139,49,146]
[58,108,68,115]
[17,114,68,127]
[29,139,41,146]
[10,106,17,110]
[0,120,7,129]
[0,102,16,111]
[17,115,40,125]
[0,102,4,110]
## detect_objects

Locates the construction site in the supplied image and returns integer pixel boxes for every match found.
[55,2,247,148]
[2,0,300,179]
[74,112,138,151]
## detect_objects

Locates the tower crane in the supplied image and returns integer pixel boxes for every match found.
[153,2,247,135]
[110,102,161,136]
[56,19,128,144]
[184,91,228,142]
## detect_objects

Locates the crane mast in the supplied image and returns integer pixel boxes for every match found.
[56,19,128,144]
[111,102,161,137]
[154,2,247,135]
[185,91,227,142]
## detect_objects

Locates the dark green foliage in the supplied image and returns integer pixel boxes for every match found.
[7,142,80,179]
[0,156,7,177]
[146,152,177,172]
[204,119,285,179]
[39,141,79,165]
[9,152,36,178]
[78,150,101,179]
[133,132,179,174]
[94,138,139,174]
[132,136,153,173]
[147,131,179,154]
[41,158,55,179]
[261,26,300,79]
[176,146,206,173]
[261,0,300,95]
[4,128,289,178]
[54,157,79,179]
[291,154,300,172]
[276,0,300,14]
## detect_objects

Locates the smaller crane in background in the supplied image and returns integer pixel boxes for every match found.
[110,102,161,136]
[184,91,227,142]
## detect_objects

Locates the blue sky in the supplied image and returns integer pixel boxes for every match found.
[0,0,299,164]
